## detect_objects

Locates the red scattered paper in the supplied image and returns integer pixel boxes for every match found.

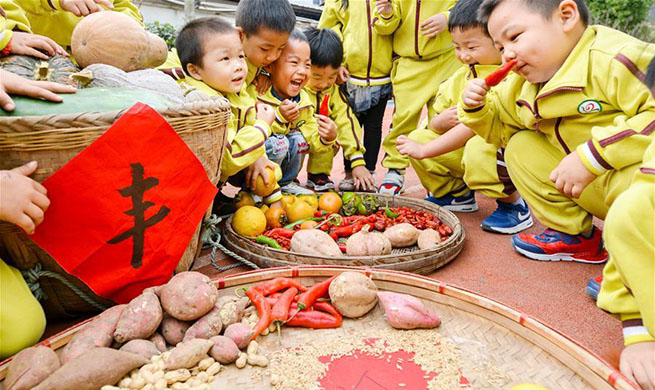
[31,103,217,303]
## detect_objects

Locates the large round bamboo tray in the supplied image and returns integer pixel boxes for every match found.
[0,98,230,319]
[221,193,465,274]
[0,266,636,390]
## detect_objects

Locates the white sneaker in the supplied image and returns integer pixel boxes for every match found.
[281,182,315,195]
[377,169,404,195]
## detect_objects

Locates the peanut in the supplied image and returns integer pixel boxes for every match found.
[196,371,209,383]
[129,376,146,389]
[154,378,167,390]
[191,367,200,376]
[268,322,277,333]
[170,383,188,390]
[119,378,132,388]
[186,378,202,387]
[101,386,121,390]
[142,385,154,390]
[130,370,140,379]
[247,354,268,367]
[206,362,221,376]
[140,364,156,374]
[197,357,215,371]
[247,340,259,355]
[235,352,247,369]
[164,369,191,384]
[261,327,270,336]
[152,370,165,382]
[141,370,156,384]
[248,313,258,323]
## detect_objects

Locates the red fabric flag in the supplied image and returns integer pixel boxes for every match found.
[31,103,218,303]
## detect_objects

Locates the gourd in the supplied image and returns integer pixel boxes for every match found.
[0,54,80,87]
[71,12,168,72]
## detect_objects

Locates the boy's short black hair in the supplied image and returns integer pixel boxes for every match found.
[646,57,655,92]
[449,0,488,36]
[289,28,308,44]
[176,16,235,75]
[236,0,296,36]
[305,27,343,69]
[479,0,590,26]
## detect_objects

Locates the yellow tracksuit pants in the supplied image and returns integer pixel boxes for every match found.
[504,131,638,235]
[382,51,460,171]
[307,144,341,176]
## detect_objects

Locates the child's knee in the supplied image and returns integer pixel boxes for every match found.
[288,131,309,155]
[265,135,290,161]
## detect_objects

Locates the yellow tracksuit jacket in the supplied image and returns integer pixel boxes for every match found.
[184,78,282,204]
[0,1,31,51]
[318,0,393,87]
[598,137,655,346]
[458,26,655,234]
[14,0,142,48]
[258,87,335,156]
[371,0,460,171]
[305,83,365,175]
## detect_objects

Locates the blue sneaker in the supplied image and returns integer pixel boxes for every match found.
[425,190,478,212]
[481,200,534,234]
[585,275,603,300]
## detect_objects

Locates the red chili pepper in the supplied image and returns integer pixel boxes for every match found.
[285,310,342,328]
[264,228,297,239]
[319,223,330,232]
[485,59,518,87]
[313,301,342,322]
[338,244,347,253]
[271,287,298,325]
[329,232,339,241]
[246,288,271,340]
[297,275,336,311]
[251,277,307,296]
[319,93,330,116]
[314,210,332,218]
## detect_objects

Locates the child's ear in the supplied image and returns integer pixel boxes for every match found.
[236,27,245,42]
[558,0,581,33]
[186,63,202,81]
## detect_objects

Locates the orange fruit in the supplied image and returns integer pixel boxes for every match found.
[235,191,255,209]
[299,194,319,213]
[253,167,278,196]
[286,198,315,223]
[281,194,296,212]
[318,192,343,213]
[232,205,266,237]
[299,220,318,229]
[265,206,287,229]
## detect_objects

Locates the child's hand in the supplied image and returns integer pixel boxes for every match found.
[279,99,300,122]
[256,103,275,125]
[429,106,460,132]
[352,165,375,192]
[375,0,392,16]
[60,0,113,16]
[549,152,597,199]
[317,115,338,142]
[462,78,489,109]
[254,73,271,95]
[421,13,447,38]
[396,135,424,159]
[10,32,68,59]
[0,161,50,235]
[337,66,350,85]
[245,155,277,191]
[620,342,655,390]
[0,70,76,112]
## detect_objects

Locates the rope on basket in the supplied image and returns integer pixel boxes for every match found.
[202,214,260,272]
[21,263,108,311]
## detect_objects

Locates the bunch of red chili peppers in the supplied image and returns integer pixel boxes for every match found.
[245,276,342,340]
[373,207,452,239]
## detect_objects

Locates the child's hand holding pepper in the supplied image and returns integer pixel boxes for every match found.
[279,99,300,122]
[317,114,337,143]
[462,78,490,109]
[549,151,597,199]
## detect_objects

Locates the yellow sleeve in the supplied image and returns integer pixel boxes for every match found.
[15,0,58,14]
[0,8,11,51]
[429,74,458,121]
[317,0,344,41]
[0,0,31,33]
[577,47,655,176]
[372,1,400,36]
[110,0,143,25]
[332,88,365,167]
[221,119,270,180]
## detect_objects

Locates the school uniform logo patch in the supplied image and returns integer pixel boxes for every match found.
[577,100,602,114]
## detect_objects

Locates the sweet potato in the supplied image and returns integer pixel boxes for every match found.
[161,314,192,346]
[164,338,214,370]
[32,348,147,390]
[346,230,392,256]
[217,296,250,328]
[5,346,60,390]
[328,271,378,318]
[183,305,222,341]
[290,229,342,257]
[377,291,441,329]
[417,229,441,250]
[60,304,126,364]
[383,223,419,248]
[114,291,163,343]
[208,335,240,364]
[119,339,161,359]
[160,271,219,321]
[223,323,254,349]
[149,332,167,352]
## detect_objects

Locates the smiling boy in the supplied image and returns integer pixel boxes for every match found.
[459,0,655,262]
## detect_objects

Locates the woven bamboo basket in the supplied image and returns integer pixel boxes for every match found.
[0,266,637,390]
[221,193,465,274]
[0,98,230,319]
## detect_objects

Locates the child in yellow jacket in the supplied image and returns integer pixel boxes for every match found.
[318,0,393,191]
[396,0,532,235]
[0,1,66,59]
[303,27,375,192]
[459,0,655,263]
[176,17,283,206]
[596,57,655,390]
[258,29,337,195]
[373,0,460,195]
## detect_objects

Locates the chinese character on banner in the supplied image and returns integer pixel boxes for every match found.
[30,103,218,303]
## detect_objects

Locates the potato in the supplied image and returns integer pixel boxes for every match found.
[217,296,250,328]
[161,314,191,346]
[183,305,222,341]
[114,291,163,343]
[32,348,147,390]
[223,323,254,350]
[328,271,378,318]
[290,229,342,257]
[383,223,419,248]
[120,339,161,359]
[149,332,167,352]
[346,230,392,256]
[61,304,126,364]
[208,336,240,364]
[164,339,214,370]
[160,272,218,321]
[5,346,60,390]
[377,291,441,329]
[417,229,441,250]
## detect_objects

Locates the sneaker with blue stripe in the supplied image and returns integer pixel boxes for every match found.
[481,200,534,234]
[425,190,478,212]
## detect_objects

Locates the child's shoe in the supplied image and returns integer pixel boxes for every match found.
[585,275,603,301]
[481,200,533,234]
[211,191,237,216]
[425,190,478,212]
[306,173,335,192]
[281,182,315,195]
[338,172,356,192]
[378,169,404,195]
[511,226,608,264]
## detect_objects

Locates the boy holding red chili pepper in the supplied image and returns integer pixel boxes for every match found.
[459,0,655,264]
[303,27,376,193]
[396,0,533,235]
